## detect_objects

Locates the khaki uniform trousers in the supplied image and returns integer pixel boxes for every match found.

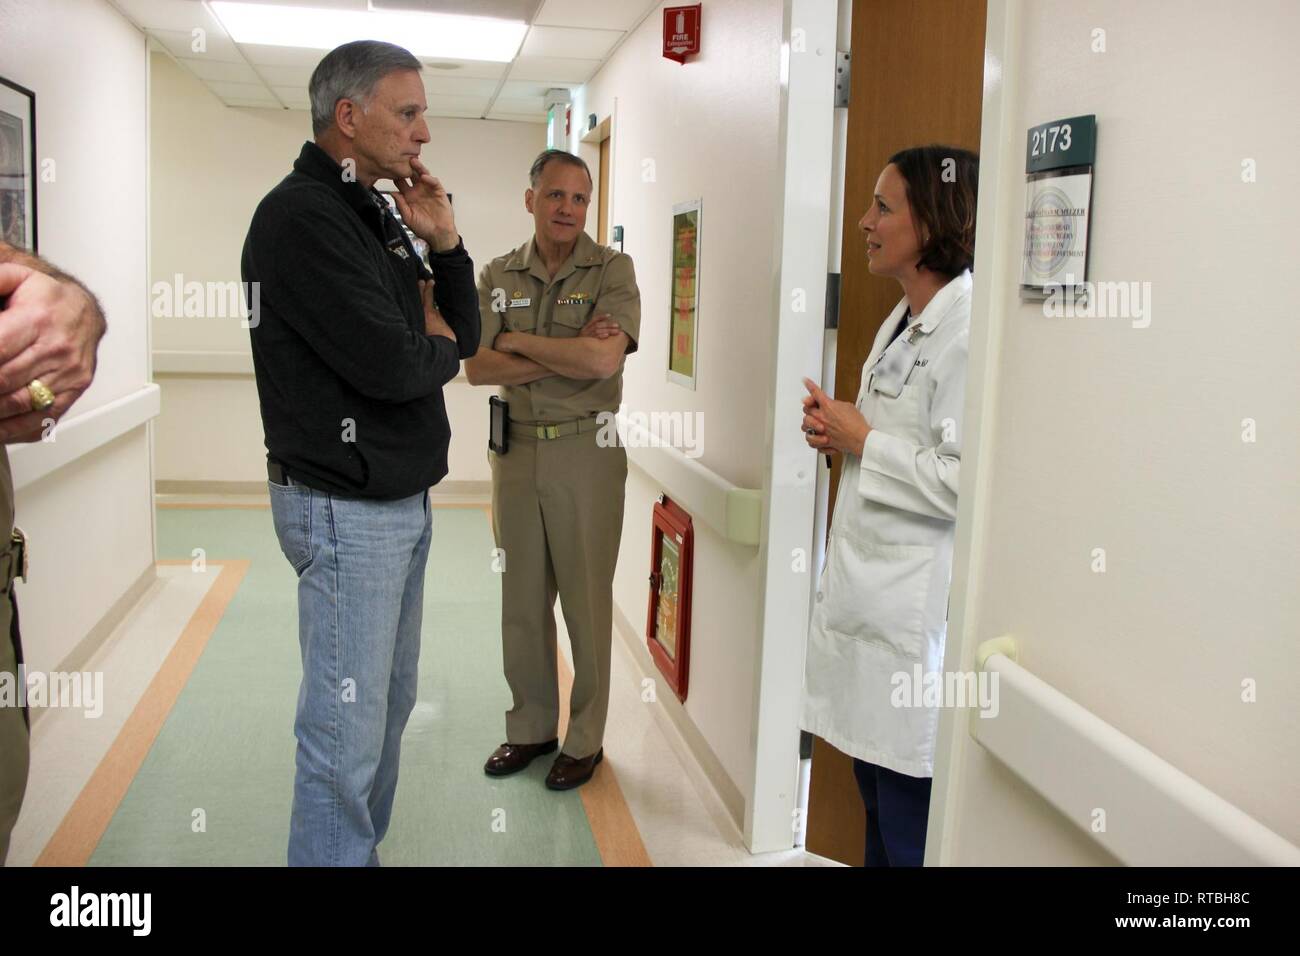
[0,588,26,865]
[490,427,626,759]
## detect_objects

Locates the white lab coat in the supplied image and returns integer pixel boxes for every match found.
[801,270,972,778]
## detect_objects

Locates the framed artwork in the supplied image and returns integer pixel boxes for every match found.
[0,76,36,252]
[645,494,694,701]
[668,198,700,389]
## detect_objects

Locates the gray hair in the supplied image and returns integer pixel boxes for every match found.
[309,40,423,136]
[529,149,592,188]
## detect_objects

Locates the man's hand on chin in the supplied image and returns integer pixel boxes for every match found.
[393,156,459,253]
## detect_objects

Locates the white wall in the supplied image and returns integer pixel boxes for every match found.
[578,0,787,811]
[0,0,155,670]
[149,51,544,486]
[932,0,1300,863]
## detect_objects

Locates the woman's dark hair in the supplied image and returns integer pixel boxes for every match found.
[887,145,979,277]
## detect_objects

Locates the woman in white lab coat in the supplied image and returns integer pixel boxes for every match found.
[801,145,979,867]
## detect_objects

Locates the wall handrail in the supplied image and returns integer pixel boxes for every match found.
[9,384,161,491]
[152,350,470,383]
[617,410,762,546]
[972,638,1300,866]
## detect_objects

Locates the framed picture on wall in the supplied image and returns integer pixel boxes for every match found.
[0,76,36,252]
[667,198,701,389]
[645,494,694,701]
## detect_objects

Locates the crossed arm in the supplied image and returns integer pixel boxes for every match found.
[463,313,629,386]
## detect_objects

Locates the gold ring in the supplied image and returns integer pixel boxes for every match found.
[27,379,55,412]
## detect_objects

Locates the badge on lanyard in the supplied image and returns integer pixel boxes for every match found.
[868,325,923,398]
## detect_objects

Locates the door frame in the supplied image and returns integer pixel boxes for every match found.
[578,111,614,246]
[924,0,1017,865]
[744,0,839,852]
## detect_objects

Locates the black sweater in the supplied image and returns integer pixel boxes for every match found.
[241,142,479,499]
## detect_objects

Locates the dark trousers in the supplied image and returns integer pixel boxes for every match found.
[852,758,933,867]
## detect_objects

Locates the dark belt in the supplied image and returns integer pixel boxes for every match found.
[267,460,292,486]
[0,528,25,727]
[0,528,27,590]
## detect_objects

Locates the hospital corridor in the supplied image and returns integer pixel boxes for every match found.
[0,0,1295,927]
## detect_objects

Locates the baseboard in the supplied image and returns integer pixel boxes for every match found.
[31,563,158,730]
[430,480,490,499]
[612,602,748,837]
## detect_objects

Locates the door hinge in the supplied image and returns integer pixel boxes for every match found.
[834,51,850,108]
[825,272,841,330]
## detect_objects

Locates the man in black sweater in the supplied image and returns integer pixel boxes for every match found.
[241,40,479,866]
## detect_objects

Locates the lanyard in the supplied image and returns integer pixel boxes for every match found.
[868,308,920,395]
[376,195,432,278]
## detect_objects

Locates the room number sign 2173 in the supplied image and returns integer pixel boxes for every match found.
[1025,114,1096,174]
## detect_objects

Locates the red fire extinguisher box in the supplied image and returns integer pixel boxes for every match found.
[646,494,694,702]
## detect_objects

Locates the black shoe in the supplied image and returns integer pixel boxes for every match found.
[483,739,559,777]
[545,748,604,791]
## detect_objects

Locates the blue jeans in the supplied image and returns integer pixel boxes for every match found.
[269,480,432,867]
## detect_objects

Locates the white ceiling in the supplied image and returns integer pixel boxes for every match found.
[108,0,660,123]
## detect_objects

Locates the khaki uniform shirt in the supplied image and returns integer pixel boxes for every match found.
[477,231,640,423]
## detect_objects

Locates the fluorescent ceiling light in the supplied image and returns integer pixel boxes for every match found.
[208,2,527,62]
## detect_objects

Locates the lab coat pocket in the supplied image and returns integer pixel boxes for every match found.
[819,531,934,661]
[863,382,926,441]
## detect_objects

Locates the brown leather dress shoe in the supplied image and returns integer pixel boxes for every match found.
[544,748,604,791]
[483,739,559,777]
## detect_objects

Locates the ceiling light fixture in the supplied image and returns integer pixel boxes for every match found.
[208,1,527,62]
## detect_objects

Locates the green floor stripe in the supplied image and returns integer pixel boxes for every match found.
[88,505,602,866]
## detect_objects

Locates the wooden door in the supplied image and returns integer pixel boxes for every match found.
[804,0,987,867]
[598,135,611,244]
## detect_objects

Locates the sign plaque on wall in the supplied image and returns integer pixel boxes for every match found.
[1021,114,1096,299]
[663,4,702,64]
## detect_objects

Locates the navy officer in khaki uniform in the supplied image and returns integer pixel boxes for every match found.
[0,240,106,863]
[466,149,640,790]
